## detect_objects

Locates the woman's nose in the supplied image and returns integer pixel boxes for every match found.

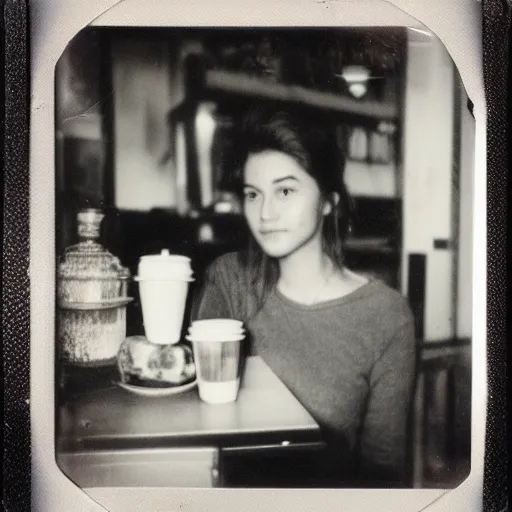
[260,196,278,221]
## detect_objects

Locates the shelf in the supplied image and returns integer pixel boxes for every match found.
[344,236,397,255]
[204,70,398,123]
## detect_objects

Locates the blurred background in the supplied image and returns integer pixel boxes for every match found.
[55,26,472,489]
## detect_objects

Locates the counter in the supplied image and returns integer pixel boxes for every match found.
[57,356,324,488]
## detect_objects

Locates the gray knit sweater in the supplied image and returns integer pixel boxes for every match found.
[192,252,417,487]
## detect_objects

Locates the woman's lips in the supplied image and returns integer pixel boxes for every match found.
[259,229,287,235]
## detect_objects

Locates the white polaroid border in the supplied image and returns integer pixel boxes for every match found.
[30,0,486,511]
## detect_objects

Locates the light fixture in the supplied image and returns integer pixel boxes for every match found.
[338,65,371,99]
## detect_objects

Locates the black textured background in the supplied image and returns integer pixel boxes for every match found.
[3,1,31,511]
[1,1,509,511]
[482,1,510,511]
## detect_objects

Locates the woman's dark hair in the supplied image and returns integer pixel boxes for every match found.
[231,106,353,316]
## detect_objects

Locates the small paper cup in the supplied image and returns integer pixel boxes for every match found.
[186,332,245,404]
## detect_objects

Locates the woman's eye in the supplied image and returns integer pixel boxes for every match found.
[276,187,294,199]
[244,190,258,201]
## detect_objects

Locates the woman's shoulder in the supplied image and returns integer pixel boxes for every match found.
[202,251,254,321]
[204,251,245,286]
[362,278,414,326]
[352,279,416,356]
[207,251,243,273]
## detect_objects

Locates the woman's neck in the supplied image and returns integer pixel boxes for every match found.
[275,235,369,304]
[277,235,334,297]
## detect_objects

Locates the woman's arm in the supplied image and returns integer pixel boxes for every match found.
[357,319,418,487]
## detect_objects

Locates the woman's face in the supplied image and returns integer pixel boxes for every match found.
[243,150,330,259]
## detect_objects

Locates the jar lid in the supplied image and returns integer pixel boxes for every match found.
[58,209,130,280]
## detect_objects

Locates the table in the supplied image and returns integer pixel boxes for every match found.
[57,356,324,488]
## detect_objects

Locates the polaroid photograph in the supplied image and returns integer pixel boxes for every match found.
[29,1,489,511]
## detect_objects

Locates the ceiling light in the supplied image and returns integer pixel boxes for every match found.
[339,65,371,99]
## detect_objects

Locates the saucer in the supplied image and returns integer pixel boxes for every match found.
[116,379,197,397]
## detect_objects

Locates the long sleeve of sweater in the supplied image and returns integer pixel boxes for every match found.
[356,319,417,487]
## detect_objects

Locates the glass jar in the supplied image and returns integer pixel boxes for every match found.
[57,209,132,366]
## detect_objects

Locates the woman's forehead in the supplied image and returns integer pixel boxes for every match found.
[243,150,313,186]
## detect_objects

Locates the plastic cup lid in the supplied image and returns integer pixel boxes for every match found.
[188,321,245,339]
[187,328,245,336]
[188,323,245,340]
[188,331,245,340]
[134,275,194,282]
[186,333,245,343]
[190,319,243,329]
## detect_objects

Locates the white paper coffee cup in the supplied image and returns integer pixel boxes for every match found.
[135,250,194,345]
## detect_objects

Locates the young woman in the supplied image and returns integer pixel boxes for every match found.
[192,108,417,488]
